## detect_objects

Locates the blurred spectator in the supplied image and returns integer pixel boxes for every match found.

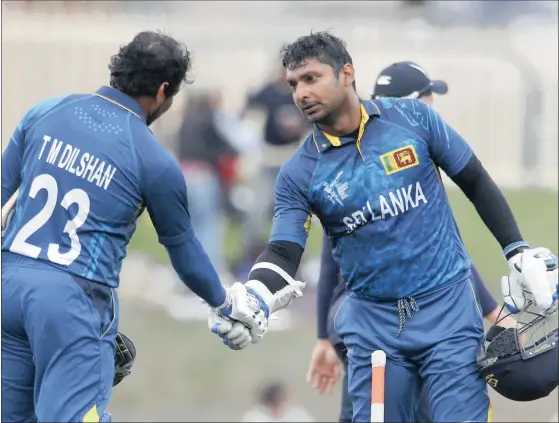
[236,63,310,272]
[402,0,427,6]
[241,382,315,422]
[177,91,239,277]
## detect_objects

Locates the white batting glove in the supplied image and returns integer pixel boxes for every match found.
[208,312,253,350]
[207,272,307,350]
[212,282,270,344]
[502,247,558,314]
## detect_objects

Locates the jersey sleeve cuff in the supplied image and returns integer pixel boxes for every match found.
[269,233,306,249]
[445,148,473,177]
[504,241,529,259]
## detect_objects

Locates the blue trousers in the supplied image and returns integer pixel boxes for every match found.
[335,278,490,422]
[1,252,118,422]
[334,343,432,422]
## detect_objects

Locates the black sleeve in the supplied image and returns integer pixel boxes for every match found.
[451,153,524,259]
[248,240,303,293]
[317,233,340,339]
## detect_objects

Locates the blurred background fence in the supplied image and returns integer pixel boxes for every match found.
[2,1,558,422]
[3,1,558,188]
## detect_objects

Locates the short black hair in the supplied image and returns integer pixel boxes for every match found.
[109,31,192,99]
[280,31,353,73]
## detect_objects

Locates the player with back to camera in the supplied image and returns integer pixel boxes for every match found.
[305,61,523,423]
[206,32,558,422]
[1,31,262,423]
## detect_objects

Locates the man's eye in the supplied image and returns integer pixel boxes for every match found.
[305,76,316,83]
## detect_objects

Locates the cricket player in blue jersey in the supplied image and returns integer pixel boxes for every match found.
[1,31,263,423]
[307,61,521,423]
[207,32,558,422]
[311,237,514,423]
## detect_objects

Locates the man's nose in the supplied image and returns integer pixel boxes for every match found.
[294,84,311,104]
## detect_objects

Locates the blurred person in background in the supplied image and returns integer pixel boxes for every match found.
[306,61,524,423]
[236,62,311,277]
[241,381,315,422]
[177,90,240,278]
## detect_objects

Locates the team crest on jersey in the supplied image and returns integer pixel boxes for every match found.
[323,171,349,206]
[380,145,419,175]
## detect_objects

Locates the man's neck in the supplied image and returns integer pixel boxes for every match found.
[317,93,362,137]
[136,96,153,118]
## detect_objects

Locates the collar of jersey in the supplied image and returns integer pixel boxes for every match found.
[311,100,380,154]
[94,86,147,123]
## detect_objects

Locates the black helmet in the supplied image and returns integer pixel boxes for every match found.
[114,332,136,387]
[477,255,558,401]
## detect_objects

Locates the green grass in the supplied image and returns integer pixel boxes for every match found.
[447,188,558,296]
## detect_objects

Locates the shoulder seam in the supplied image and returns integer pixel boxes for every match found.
[130,119,166,199]
[126,113,144,190]
[280,139,318,208]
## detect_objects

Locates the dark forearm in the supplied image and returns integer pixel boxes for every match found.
[248,241,303,293]
[451,154,525,257]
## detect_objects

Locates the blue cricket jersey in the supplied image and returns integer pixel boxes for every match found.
[1,86,225,304]
[270,98,473,300]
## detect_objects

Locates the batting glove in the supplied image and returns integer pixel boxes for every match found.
[502,246,558,314]
[208,312,253,350]
[212,282,270,344]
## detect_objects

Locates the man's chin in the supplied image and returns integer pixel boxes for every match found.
[305,110,327,124]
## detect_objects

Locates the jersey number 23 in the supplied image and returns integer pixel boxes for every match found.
[10,173,90,266]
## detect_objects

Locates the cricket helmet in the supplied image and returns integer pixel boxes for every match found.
[113,332,136,387]
[372,61,448,99]
[477,253,558,401]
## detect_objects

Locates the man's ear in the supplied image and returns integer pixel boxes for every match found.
[156,82,169,105]
[341,64,355,88]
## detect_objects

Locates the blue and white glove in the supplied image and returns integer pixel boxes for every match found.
[208,312,253,350]
[210,282,270,347]
[208,274,306,350]
[502,245,558,314]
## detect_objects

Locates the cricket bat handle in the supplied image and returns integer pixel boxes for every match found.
[371,350,386,423]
